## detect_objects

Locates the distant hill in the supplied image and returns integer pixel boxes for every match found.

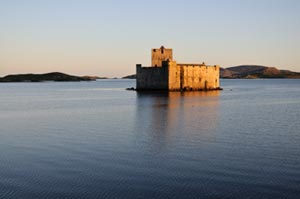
[221,65,300,78]
[0,72,96,82]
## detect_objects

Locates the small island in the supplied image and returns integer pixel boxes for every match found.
[0,72,97,82]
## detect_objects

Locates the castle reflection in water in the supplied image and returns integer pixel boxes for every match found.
[134,91,220,151]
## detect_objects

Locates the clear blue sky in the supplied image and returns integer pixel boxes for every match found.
[0,0,299,77]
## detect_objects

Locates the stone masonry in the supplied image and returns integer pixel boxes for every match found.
[136,46,221,91]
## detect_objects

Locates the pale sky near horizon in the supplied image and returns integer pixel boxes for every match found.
[0,0,299,77]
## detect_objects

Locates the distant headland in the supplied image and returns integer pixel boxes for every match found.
[0,72,103,82]
[220,65,300,79]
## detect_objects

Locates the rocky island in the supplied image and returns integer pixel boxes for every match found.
[0,72,96,82]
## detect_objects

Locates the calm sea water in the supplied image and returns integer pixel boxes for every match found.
[0,79,299,199]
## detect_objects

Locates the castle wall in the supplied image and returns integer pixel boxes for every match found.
[167,63,220,91]
[151,47,173,67]
[136,64,168,90]
[136,46,220,91]
[168,61,181,90]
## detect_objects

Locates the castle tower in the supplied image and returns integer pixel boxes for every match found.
[151,46,173,67]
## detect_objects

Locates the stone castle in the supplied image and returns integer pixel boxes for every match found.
[136,46,221,91]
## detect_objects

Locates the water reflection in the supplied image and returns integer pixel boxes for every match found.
[135,91,220,151]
